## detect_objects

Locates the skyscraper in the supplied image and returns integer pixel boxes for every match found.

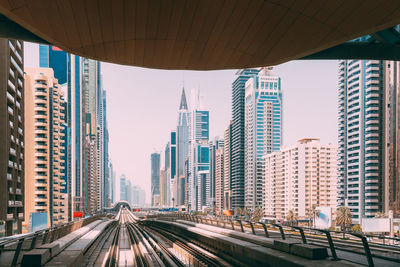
[215,147,224,214]
[244,67,282,210]
[177,88,189,206]
[188,90,210,211]
[169,131,177,206]
[81,58,104,214]
[120,174,127,202]
[163,142,170,206]
[209,137,224,208]
[102,90,110,207]
[231,69,260,209]
[160,167,166,206]
[338,59,400,221]
[109,160,115,204]
[224,122,232,210]
[151,153,160,206]
[24,67,68,227]
[39,45,81,221]
[0,39,24,236]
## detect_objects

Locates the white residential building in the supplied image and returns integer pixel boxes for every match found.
[263,138,337,219]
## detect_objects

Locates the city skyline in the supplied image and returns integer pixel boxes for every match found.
[24,42,338,204]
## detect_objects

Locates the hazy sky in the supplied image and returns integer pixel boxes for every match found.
[24,43,338,203]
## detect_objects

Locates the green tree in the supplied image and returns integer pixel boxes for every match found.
[336,206,352,238]
[286,210,298,226]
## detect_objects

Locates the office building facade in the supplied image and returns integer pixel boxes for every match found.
[244,67,282,210]
[209,137,224,208]
[231,69,260,209]
[188,102,210,211]
[223,122,232,210]
[151,153,160,206]
[215,147,224,214]
[338,59,400,221]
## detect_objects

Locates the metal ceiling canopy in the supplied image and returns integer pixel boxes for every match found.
[1,0,400,70]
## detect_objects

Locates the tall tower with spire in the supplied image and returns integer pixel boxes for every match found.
[176,88,190,206]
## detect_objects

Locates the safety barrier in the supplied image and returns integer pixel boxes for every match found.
[0,214,105,267]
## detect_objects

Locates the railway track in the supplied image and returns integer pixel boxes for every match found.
[91,208,233,267]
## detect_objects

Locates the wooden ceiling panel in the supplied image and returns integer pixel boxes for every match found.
[56,0,82,48]
[1,0,400,69]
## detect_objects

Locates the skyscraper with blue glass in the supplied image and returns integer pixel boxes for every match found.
[231,69,260,209]
[176,88,189,206]
[244,67,282,210]
[188,90,210,211]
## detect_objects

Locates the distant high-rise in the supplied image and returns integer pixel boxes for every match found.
[132,186,146,207]
[160,167,166,206]
[163,142,170,206]
[338,59,400,221]
[120,174,127,202]
[224,122,232,210]
[151,153,160,206]
[188,91,210,211]
[264,138,337,219]
[215,147,224,214]
[209,138,224,208]
[109,161,115,204]
[81,58,104,214]
[169,131,177,206]
[177,88,189,206]
[0,39,24,236]
[24,67,68,227]
[102,90,110,208]
[244,67,282,210]
[231,69,260,209]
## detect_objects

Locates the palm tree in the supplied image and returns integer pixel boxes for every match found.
[172,197,175,208]
[336,206,352,238]
[252,207,264,222]
[286,210,298,226]
[374,212,386,218]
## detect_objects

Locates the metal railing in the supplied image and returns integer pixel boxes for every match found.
[169,213,400,267]
[0,214,105,267]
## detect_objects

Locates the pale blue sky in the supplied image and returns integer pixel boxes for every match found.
[24,42,338,203]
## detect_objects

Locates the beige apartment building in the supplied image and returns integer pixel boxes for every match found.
[24,67,68,229]
[263,138,337,220]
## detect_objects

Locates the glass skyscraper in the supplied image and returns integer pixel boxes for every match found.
[151,153,161,206]
[231,69,260,209]
[188,92,210,211]
[244,67,282,209]
[177,88,189,206]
